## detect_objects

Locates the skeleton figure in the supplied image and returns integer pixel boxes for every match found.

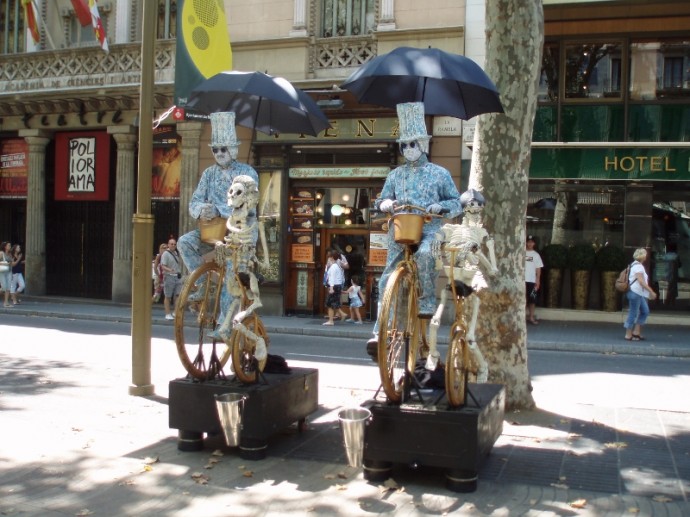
[214,175,269,361]
[427,189,498,381]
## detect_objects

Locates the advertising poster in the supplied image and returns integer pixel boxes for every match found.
[368,232,388,266]
[152,127,181,199]
[0,139,28,199]
[55,131,110,201]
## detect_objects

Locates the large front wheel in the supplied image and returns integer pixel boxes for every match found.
[378,265,421,403]
[174,262,229,380]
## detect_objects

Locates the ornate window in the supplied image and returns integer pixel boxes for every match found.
[0,0,27,54]
[156,0,176,39]
[321,0,375,38]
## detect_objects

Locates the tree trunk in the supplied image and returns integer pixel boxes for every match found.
[469,0,543,409]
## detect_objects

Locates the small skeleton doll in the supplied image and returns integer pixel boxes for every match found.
[215,174,269,360]
[427,189,498,381]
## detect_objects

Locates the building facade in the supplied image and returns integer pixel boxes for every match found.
[1,0,689,314]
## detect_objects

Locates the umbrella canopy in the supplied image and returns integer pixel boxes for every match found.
[185,71,331,136]
[340,47,504,120]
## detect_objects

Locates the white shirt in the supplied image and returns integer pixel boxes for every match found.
[326,262,344,288]
[525,249,543,283]
[629,261,648,298]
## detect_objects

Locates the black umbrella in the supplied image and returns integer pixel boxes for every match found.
[185,71,331,136]
[340,46,503,120]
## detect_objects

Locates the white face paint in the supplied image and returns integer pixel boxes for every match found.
[401,141,423,162]
[212,145,239,168]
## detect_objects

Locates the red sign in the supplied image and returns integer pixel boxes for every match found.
[55,131,110,201]
[0,139,28,199]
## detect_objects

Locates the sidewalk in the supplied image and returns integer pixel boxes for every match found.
[3,295,690,358]
[1,296,689,515]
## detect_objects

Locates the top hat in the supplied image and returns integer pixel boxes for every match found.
[396,102,431,143]
[209,111,240,147]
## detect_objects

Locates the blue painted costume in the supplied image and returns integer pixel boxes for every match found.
[374,154,462,318]
[178,161,259,322]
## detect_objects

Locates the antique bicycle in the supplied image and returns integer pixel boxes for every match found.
[174,226,269,384]
[376,205,478,407]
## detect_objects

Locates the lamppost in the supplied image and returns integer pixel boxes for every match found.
[129,0,157,396]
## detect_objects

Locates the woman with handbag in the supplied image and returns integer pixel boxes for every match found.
[624,248,657,341]
[0,241,12,308]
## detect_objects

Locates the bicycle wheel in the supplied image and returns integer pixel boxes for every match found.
[445,324,470,407]
[174,262,230,380]
[231,310,269,384]
[377,264,421,403]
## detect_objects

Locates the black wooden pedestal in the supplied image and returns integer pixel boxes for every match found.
[363,383,505,492]
[169,367,318,459]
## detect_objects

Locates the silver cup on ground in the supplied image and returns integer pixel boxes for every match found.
[215,393,247,447]
[338,407,371,468]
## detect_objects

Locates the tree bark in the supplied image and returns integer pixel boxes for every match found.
[469,0,543,409]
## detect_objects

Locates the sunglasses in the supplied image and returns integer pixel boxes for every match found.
[400,142,417,149]
[211,147,228,154]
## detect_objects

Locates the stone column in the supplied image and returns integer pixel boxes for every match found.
[377,0,396,31]
[18,130,51,295]
[176,121,204,235]
[108,127,138,302]
[290,0,308,36]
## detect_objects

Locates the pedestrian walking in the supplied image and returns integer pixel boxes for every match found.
[160,238,183,320]
[525,235,543,325]
[0,241,12,308]
[345,277,364,324]
[10,244,25,305]
[624,247,657,341]
[323,250,348,325]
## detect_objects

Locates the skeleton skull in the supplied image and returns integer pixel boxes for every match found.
[227,175,259,210]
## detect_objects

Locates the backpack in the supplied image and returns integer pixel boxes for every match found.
[615,263,636,293]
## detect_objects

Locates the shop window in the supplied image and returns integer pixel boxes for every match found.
[630,39,690,101]
[314,187,370,227]
[560,105,624,142]
[527,187,624,248]
[259,170,282,283]
[539,43,559,102]
[321,0,375,38]
[564,42,622,99]
[534,106,557,142]
[1,0,27,53]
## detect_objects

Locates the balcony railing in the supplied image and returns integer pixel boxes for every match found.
[0,40,176,116]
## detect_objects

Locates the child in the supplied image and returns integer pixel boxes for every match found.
[345,277,364,324]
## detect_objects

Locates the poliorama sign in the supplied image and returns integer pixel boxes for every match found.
[530,147,690,181]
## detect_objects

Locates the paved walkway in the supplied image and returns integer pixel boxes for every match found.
[1,296,689,515]
[3,295,690,357]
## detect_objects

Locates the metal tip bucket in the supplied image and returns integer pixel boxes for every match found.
[199,217,227,244]
[392,213,424,244]
[338,407,371,468]
[215,393,247,447]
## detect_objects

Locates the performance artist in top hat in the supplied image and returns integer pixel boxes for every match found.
[367,102,462,350]
[178,112,259,332]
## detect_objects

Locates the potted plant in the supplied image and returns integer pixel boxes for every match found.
[541,243,568,307]
[568,243,596,309]
[595,244,627,311]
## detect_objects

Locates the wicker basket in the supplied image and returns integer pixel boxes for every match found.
[199,217,227,244]
[392,213,424,245]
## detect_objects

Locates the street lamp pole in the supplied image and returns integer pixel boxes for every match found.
[129,0,157,396]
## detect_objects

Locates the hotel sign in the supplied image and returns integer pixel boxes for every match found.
[530,147,690,181]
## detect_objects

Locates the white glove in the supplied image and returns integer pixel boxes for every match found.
[379,199,396,213]
[427,203,443,214]
[199,203,218,220]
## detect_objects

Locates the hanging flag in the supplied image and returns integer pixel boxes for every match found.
[174,0,233,109]
[70,0,92,27]
[89,0,109,53]
[22,0,40,44]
